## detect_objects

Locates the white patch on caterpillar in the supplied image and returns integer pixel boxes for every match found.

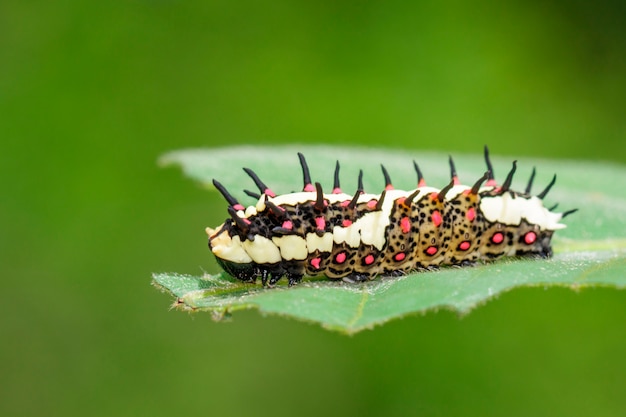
[208,227,253,264]
[242,235,282,264]
[272,235,308,260]
[357,212,387,249]
[525,196,565,230]
[264,188,441,210]
[480,194,566,230]
[244,205,257,217]
[444,185,471,199]
[332,224,360,248]
[331,190,419,250]
[269,192,352,207]
[255,196,266,213]
[306,232,334,253]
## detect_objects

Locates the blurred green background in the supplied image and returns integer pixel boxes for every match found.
[2,1,626,416]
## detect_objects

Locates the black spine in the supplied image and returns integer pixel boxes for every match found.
[484,145,495,181]
[357,169,364,193]
[381,164,392,188]
[266,200,286,219]
[413,160,424,185]
[314,182,325,211]
[375,190,387,211]
[243,167,270,194]
[298,152,312,189]
[244,189,261,199]
[561,208,578,218]
[448,156,457,180]
[499,161,517,193]
[333,161,341,190]
[348,188,361,210]
[437,179,455,201]
[470,171,490,195]
[213,179,239,207]
[537,174,557,199]
[404,189,421,207]
[525,167,536,194]
[227,206,249,231]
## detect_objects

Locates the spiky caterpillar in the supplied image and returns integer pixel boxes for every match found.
[206,147,576,286]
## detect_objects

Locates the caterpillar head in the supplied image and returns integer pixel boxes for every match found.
[206,224,257,281]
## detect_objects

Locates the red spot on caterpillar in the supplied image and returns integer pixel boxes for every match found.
[486,179,497,187]
[426,246,438,256]
[418,178,426,187]
[310,257,321,269]
[303,183,315,192]
[453,176,460,185]
[282,220,293,230]
[400,216,411,234]
[491,232,504,244]
[396,197,406,206]
[315,216,326,230]
[394,252,406,262]
[385,184,394,191]
[458,241,470,251]
[466,207,476,222]
[340,200,351,207]
[367,199,377,209]
[364,254,375,265]
[265,189,277,197]
[332,187,342,194]
[342,219,352,227]
[430,192,438,200]
[431,210,442,227]
[243,218,251,225]
[524,231,537,244]
[335,252,347,264]
[233,204,245,211]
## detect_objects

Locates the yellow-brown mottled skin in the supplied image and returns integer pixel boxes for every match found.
[442,189,484,264]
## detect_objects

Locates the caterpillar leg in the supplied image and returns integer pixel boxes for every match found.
[385,270,407,278]
[267,269,287,287]
[259,268,270,286]
[342,273,371,283]
[287,273,303,287]
[451,260,478,268]
[416,265,440,272]
[267,274,281,287]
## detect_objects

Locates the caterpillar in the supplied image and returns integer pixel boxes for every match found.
[205,147,576,286]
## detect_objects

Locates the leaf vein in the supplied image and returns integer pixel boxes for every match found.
[575,254,626,284]
[347,290,369,329]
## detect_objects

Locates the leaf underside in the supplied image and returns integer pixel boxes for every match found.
[154,145,626,334]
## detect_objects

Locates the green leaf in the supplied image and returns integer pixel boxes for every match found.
[154,146,626,334]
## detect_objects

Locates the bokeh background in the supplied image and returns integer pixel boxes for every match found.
[2,1,626,416]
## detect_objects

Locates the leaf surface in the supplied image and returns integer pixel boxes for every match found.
[154,146,626,333]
